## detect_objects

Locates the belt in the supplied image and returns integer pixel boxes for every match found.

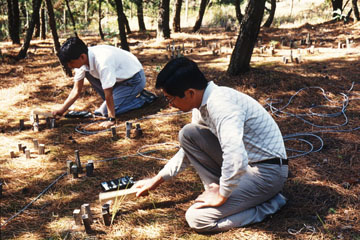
[252,158,288,165]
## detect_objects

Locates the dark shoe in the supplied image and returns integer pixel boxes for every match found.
[65,111,93,118]
[139,89,158,103]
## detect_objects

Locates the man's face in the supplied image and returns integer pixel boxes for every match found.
[163,89,196,112]
[67,53,87,69]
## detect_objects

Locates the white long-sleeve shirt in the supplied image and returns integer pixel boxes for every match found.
[158,81,287,198]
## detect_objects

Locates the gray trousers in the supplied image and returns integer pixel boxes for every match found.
[85,69,146,116]
[180,123,288,232]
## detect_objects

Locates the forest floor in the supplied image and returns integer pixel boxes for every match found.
[0,20,359,240]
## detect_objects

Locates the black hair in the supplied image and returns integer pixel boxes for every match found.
[57,37,88,67]
[156,57,208,97]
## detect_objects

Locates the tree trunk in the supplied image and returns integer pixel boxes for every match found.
[7,0,21,44]
[352,0,360,21]
[235,0,243,24]
[227,0,266,75]
[45,0,60,52]
[192,0,208,32]
[84,0,88,24]
[17,0,42,59]
[65,0,78,37]
[331,0,343,16]
[34,5,41,37]
[45,0,72,76]
[263,0,276,27]
[135,0,146,31]
[115,0,129,51]
[40,6,46,39]
[99,0,105,39]
[122,12,132,34]
[173,0,182,32]
[157,0,170,39]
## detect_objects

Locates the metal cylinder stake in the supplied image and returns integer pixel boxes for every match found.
[71,165,78,178]
[66,160,73,175]
[50,118,55,128]
[81,203,93,223]
[125,121,132,138]
[111,126,117,140]
[39,144,45,155]
[82,214,92,234]
[33,139,39,150]
[19,119,25,131]
[73,209,82,225]
[46,117,51,129]
[75,150,82,173]
[102,210,111,226]
[25,149,30,159]
[86,163,93,177]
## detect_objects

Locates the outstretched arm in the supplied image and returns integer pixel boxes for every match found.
[132,175,164,197]
[52,79,84,116]
[99,87,116,128]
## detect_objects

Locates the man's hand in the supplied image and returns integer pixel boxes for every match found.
[52,80,84,118]
[194,183,228,209]
[99,120,115,128]
[132,175,164,197]
[52,109,65,117]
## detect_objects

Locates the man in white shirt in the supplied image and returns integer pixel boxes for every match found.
[53,37,147,128]
[133,57,288,232]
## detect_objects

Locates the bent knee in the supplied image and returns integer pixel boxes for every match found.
[178,123,198,144]
[185,206,216,232]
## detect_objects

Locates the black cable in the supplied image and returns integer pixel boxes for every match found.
[0,172,68,228]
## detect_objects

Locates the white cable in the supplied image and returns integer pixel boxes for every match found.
[136,142,180,161]
[288,224,316,235]
[266,82,359,158]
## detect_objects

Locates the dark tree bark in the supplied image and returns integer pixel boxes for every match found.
[65,0,78,37]
[235,0,243,24]
[7,0,20,44]
[352,0,359,21]
[45,0,60,52]
[331,0,343,16]
[115,0,129,51]
[45,0,72,76]
[34,7,40,37]
[122,12,132,34]
[157,0,170,39]
[263,0,276,27]
[134,0,146,31]
[192,0,208,32]
[227,0,266,75]
[98,0,105,40]
[40,6,46,39]
[17,0,42,59]
[173,0,182,32]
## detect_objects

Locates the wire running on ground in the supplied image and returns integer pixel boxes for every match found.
[266,82,360,158]
[136,142,180,161]
[0,172,67,228]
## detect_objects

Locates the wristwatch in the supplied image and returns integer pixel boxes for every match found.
[107,117,116,122]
